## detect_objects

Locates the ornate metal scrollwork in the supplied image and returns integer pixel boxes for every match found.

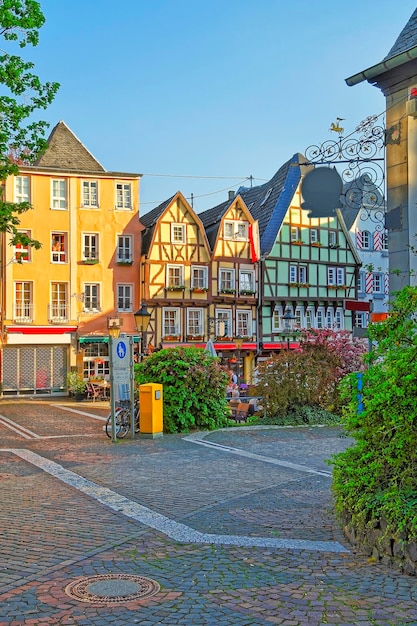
[304,114,386,227]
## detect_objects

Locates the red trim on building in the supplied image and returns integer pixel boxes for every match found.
[160,342,257,351]
[7,326,77,335]
[262,342,299,350]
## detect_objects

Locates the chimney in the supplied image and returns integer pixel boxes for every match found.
[228,190,235,201]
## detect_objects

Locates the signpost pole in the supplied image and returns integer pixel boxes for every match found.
[109,335,117,443]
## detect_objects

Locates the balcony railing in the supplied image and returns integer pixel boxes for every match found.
[48,303,70,323]
[13,304,33,323]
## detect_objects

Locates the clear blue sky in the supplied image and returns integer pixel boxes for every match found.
[25,1,417,215]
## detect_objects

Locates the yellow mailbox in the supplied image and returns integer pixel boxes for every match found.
[139,383,163,438]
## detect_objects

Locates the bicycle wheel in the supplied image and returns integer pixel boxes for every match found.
[105,408,130,439]
[115,408,130,438]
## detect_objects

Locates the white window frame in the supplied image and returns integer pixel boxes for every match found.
[316,307,325,329]
[15,175,30,203]
[115,182,132,210]
[117,284,133,312]
[117,235,133,263]
[186,308,203,336]
[336,267,345,285]
[329,231,337,246]
[272,306,283,331]
[373,272,384,294]
[171,223,186,244]
[51,179,67,210]
[362,230,372,250]
[335,308,344,329]
[215,309,232,337]
[295,306,303,328]
[163,307,180,337]
[237,310,251,337]
[83,283,101,312]
[289,265,298,283]
[191,266,208,290]
[299,265,307,284]
[306,307,314,329]
[355,312,367,328]
[166,264,184,288]
[14,281,33,322]
[14,229,31,262]
[310,228,318,244]
[50,282,68,321]
[83,233,99,261]
[239,270,255,293]
[326,308,333,328]
[358,271,366,293]
[51,233,67,263]
[290,226,299,242]
[82,180,98,208]
[223,220,248,240]
[328,267,345,286]
[219,268,235,292]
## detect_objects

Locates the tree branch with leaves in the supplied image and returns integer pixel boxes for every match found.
[0,0,59,251]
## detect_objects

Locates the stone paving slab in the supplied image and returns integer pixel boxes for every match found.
[0,402,417,625]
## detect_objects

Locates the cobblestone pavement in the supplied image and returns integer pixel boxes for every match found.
[0,400,417,625]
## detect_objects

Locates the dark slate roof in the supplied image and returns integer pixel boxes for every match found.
[34,121,106,172]
[140,194,177,256]
[384,9,417,60]
[198,153,304,256]
[198,199,231,250]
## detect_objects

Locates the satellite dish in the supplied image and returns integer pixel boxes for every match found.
[300,167,343,218]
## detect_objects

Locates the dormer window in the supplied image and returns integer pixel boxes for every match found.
[224,220,248,240]
[171,223,186,244]
[260,188,273,206]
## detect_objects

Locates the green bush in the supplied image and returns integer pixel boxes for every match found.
[331,286,417,541]
[134,346,230,433]
[254,343,343,418]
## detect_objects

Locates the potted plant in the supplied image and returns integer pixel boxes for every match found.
[66,371,86,401]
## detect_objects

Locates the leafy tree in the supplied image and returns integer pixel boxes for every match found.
[332,286,417,540]
[255,329,366,420]
[134,346,230,433]
[0,0,59,249]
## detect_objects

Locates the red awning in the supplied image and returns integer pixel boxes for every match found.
[7,326,77,334]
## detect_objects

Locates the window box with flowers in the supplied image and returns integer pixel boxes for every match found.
[219,288,236,295]
[327,284,346,290]
[82,258,99,265]
[296,283,310,288]
[292,240,304,245]
[187,334,203,341]
[216,336,233,342]
[117,260,133,266]
[167,285,185,292]
[191,287,208,293]
[163,335,181,341]
[239,289,255,296]
[311,242,322,247]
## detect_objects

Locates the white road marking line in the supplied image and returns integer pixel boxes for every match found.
[183,434,332,477]
[0,414,40,439]
[1,448,348,554]
[51,404,107,421]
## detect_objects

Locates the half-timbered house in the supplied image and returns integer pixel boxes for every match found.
[234,153,361,354]
[198,194,259,384]
[140,192,211,351]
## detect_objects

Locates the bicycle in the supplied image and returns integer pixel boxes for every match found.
[105,398,139,439]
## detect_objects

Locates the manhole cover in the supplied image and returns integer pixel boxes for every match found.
[65,574,160,604]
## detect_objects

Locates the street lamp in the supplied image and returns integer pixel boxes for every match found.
[108,316,122,339]
[235,334,243,385]
[282,308,296,350]
[134,302,152,359]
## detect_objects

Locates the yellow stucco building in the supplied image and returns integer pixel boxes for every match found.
[1,121,142,395]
